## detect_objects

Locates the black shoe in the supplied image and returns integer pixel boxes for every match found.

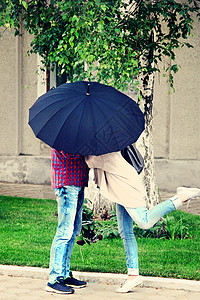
[64,273,87,289]
[45,280,75,294]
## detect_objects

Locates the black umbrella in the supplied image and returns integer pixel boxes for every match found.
[28,81,145,155]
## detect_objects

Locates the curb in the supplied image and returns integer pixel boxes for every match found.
[0,265,200,292]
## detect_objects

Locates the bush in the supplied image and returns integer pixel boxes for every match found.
[81,204,195,241]
[78,199,102,245]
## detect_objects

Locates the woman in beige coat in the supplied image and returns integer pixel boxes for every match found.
[86,151,200,293]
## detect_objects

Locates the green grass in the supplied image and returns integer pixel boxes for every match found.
[0,195,199,280]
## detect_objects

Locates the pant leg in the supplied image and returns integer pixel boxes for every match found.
[64,187,84,278]
[125,197,183,230]
[116,204,139,275]
[48,186,82,284]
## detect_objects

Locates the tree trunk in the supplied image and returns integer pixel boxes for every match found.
[138,73,160,209]
[137,26,161,208]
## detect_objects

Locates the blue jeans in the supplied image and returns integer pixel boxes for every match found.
[48,186,84,284]
[116,197,182,275]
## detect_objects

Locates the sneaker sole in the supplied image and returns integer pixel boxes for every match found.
[45,286,74,294]
[177,187,200,199]
[65,284,86,289]
[116,278,142,293]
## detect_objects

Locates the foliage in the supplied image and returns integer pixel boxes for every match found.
[132,215,191,240]
[1,0,200,91]
[159,215,190,240]
[77,199,102,245]
[96,207,196,240]
[96,210,120,239]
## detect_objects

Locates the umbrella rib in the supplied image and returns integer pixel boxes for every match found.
[73,102,87,151]
[89,99,98,151]
[92,99,120,150]
[34,98,83,138]
[29,95,82,122]
[92,93,125,108]
[94,94,143,132]
[33,89,84,106]
[52,98,86,147]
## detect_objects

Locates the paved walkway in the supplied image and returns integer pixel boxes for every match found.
[0,182,200,215]
[0,274,200,300]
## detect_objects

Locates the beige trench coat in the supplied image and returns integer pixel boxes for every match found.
[85,151,146,208]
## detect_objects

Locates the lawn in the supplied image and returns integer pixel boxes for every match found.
[0,195,199,280]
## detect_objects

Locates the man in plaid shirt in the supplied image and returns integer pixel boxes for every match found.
[46,149,89,294]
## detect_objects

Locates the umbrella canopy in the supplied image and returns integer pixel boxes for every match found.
[28,81,145,155]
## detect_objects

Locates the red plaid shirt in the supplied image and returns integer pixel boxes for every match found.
[51,149,89,189]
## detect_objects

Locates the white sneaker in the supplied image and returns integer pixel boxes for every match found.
[177,187,200,201]
[115,276,142,293]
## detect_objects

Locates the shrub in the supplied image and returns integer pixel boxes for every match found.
[79,201,194,242]
[77,199,101,245]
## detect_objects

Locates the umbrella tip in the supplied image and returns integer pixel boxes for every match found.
[86,84,90,96]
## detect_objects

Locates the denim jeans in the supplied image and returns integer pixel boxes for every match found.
[116,197,182,275]
[48,186,84,284]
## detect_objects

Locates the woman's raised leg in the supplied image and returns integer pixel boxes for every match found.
[126,187,200,230]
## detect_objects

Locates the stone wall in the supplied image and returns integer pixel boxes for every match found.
[153,16,200,191]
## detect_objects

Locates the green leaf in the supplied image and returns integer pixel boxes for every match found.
[101,4,107,12]
[1,0,199,93]
[69,36,74,47]
[22,1,28,10]
[72,15,79,23]
[98,20,104,30]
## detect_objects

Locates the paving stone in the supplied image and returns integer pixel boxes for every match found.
[147,296,172,300]
[0,281,17,288]
[0,297,17,300]
[0,287,7,293]
[156,288,188,296]
[18,283,40,290]
[0,277,199,300]
[15,296,43,300]
[128,289,154,298]
[186,292,200,300]
[174,296,189,300]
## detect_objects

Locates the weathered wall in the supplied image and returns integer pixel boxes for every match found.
[0,30,20,155]
[0,156,50,184]
[153,17,200,190]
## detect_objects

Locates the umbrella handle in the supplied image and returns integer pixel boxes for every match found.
[86,84,90,96]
